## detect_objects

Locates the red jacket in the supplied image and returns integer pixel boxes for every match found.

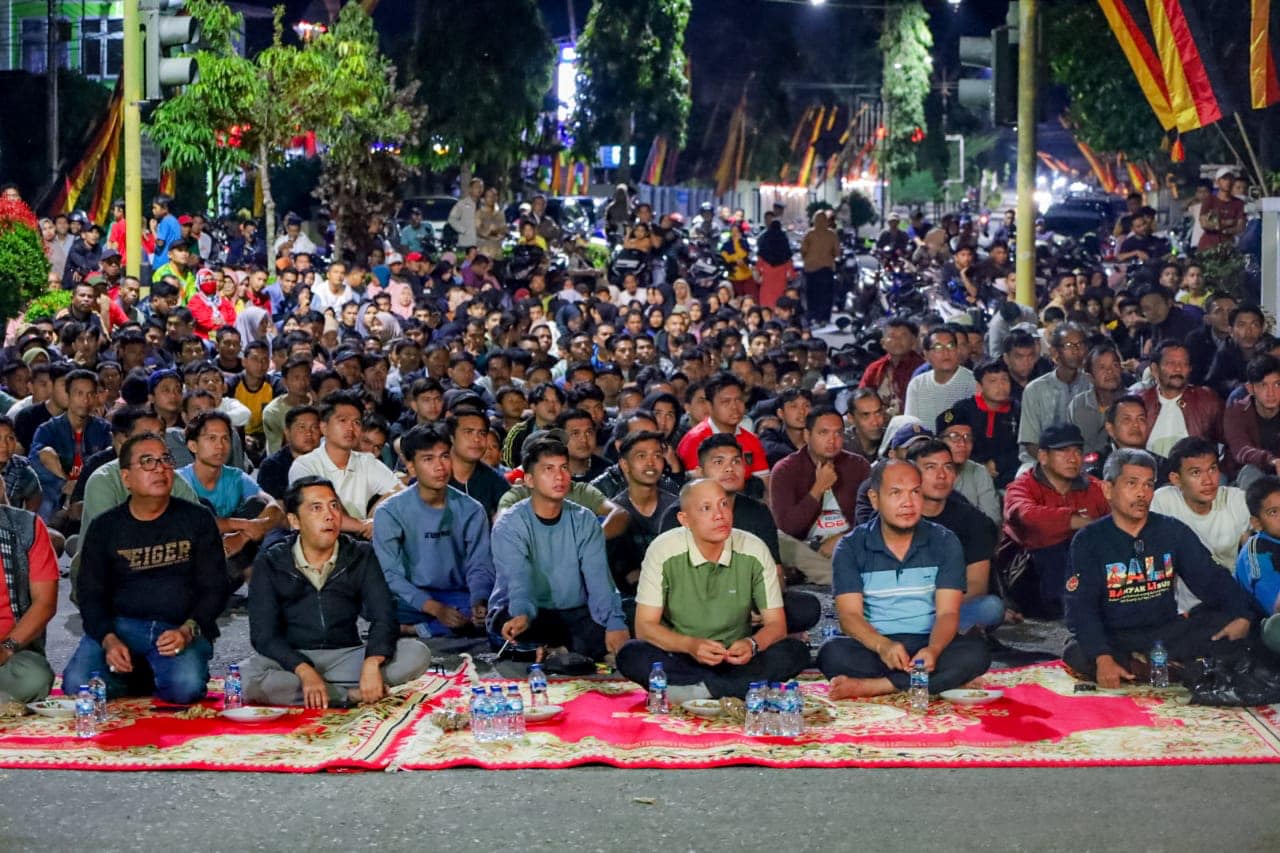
[1224,394,1279,475]
[188,293,238,340]
[769,447,870,540]
[1139,385,1223,447]
[859,351,924,412]
[1002,465,1109,550]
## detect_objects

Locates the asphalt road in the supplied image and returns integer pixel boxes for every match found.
[5,321,1280,851]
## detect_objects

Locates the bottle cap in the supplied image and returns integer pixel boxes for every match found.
[914,659,925,665]
[529,663,543,670]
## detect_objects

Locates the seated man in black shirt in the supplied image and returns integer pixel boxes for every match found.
[1064,448,1263,694]
[660,433,819,634]
[445,407,510,518]
[608,431,679,595]
[64,432,227,704]
[258,405,321,501]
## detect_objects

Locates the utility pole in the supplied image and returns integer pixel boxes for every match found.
[46,0,59,183]
[124,0,143,280]
[1014,0,1036,308]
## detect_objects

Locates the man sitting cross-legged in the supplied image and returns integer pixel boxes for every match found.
[65,432,227,704]
[488,435,630,662]
[818,459,992,699]
[616,478,811,700]
[240,476,431,708]
[372,424,494,640]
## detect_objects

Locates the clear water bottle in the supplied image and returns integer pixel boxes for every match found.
[780,682,804,737]
[909,660,929,713]
[506,685,526,737]
[744,681,767,736]
[647,662,670,714]
[766,682,783,734]
[822,606,842,641]
[224,664,243,709]
[489,685,508,739]
[527,664,548,708]
[469,686,490,741]
[88,670,108,723]
[74,685,96,738]
[1150,640,1169,688]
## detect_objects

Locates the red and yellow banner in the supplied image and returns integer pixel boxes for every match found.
[49,84,123,217]
[1251,0,1280,108]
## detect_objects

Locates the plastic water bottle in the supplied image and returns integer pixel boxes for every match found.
[909,660,929,713]
[780,682,804,736]
[744,681,767,736]
[469,686,491,741]
[647,662,670,714]
[527,664,548,708]
[489,685,508,739]
[766,682,784,734]
[88,670,108,723]
[506,685,526,737]
[1150,640,1169,688]
[224,664,243,710]
[74,685,96,738]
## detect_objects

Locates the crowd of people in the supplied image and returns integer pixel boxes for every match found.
[0,173,1279,716]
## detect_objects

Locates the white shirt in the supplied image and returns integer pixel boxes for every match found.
[903,367,976,433]
[217,397,252,429]
[807,489,851,541]
[287,442,400,520]
[310,283,356,316]
[1146,393,1188,458]
[1150,484,1250,611]
[272,232,318,260]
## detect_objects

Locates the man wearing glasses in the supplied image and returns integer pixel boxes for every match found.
[904,326,977,432]
[1017,323,1092,464]
[65,432,227,704]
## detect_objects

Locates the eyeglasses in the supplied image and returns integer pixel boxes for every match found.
[1059,341,1085,350]
[941,431,973,444]
[929,343,957,351]
[130,453,176,472]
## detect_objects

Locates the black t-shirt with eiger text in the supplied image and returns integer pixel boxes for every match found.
[77,497,228,643]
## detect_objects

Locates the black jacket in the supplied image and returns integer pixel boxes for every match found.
[248,534,398,672]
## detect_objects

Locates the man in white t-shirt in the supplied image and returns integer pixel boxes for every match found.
[1150,436,1250,612]
[904,327,976,431]
[288,391,402,538]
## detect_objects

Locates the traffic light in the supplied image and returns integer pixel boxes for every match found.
[957,2,1018,127]
[142,0,200,101]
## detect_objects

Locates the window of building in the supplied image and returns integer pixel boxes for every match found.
[20,17,71,74]
[81,18,124,79]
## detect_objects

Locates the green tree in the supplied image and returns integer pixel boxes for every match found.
[311,3,423,261]
[879,1,932,182]
[0,199,51,327]
[571,0,693,179]
[397,0,553,183]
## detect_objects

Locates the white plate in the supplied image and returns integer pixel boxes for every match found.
[524,704,563,723]
[27,699,77,718]
[681,699,724,718]
[940,688,1004,706]
[220,706,287,723]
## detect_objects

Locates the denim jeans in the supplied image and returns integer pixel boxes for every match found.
[395,589,476,639]
[959,594,1006,633]
[63,616,213,704]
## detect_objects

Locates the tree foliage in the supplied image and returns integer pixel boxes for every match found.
[0,199,52,326]
[572,0,693,173]
[399,0,554,180]
[1044,2,1166,160]
[312,3,423,262]
[879,1,932,181]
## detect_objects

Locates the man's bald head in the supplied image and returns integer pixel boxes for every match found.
[677,478,733,546]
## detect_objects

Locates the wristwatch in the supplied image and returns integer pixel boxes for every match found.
[1,637,19,654]
[182,619,201,639]
[748,637,759,657]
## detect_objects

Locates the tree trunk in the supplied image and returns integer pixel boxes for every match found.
[259,139,277,254]
[332,208,345,264]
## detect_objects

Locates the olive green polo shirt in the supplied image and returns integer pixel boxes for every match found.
[636,527,783,646]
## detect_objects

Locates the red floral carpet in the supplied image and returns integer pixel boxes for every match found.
[0,672,456,772]
[2,663,1279,771]
[390,662,1280,770]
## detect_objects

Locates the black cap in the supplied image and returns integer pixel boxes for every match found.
[1039,423,1085,450]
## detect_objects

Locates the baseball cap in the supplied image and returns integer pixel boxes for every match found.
[100,248,121,262]
[147,368,181,393]
[1039,423,1085,449]
[178,215,193,225]
[889,421,932,451]
[1215,166,1237,181]
[386,252,404,265]
[405,251,424,263]
[20,348,49,366]
[888,211,901,221]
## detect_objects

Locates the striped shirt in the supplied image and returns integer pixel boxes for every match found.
[904,367,976,433]
[637,527,782,646]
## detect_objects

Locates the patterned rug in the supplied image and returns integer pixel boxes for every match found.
[0,672,456,772]
[390,662,1280,770]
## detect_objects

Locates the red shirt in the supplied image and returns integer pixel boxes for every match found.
[859,351,925,412]
[0,517,58,639]
[676,418,769,475]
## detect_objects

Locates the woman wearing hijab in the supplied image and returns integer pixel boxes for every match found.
[755,218,794,309]
[720,221,756,300]
[234,304,272,348]
[188,267,238,340]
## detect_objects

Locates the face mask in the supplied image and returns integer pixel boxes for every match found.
[199,278,217,296]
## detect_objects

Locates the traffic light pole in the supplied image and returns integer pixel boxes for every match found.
[123,0,142,281]
[1014,0,1036,308]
